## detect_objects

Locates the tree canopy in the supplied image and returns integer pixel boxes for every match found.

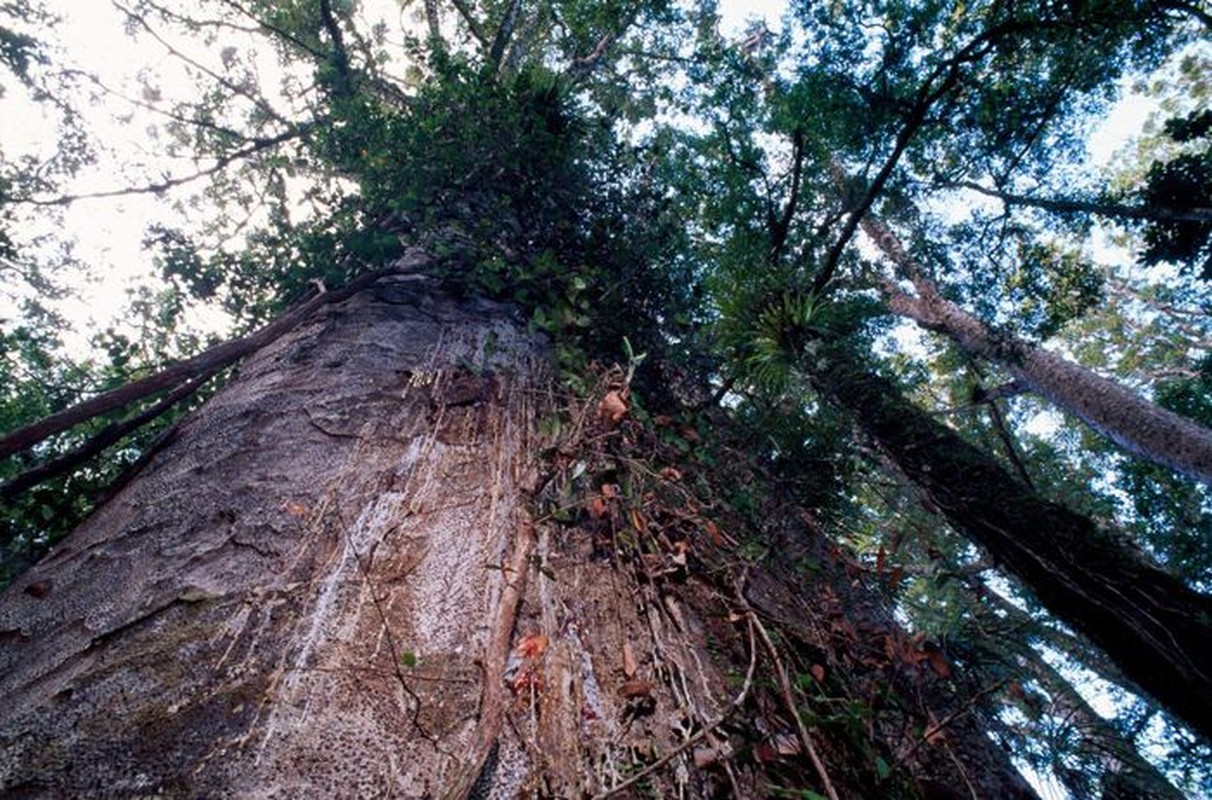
[2,0,1210,795]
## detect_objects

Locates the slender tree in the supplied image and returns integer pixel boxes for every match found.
[799,339,1212,742]
[866,213,1212,486]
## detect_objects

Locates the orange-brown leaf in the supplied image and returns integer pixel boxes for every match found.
[282,500,310,519]
[516,633,549,659]
[622,641,638,679]
[876,545,886,575]
[703,519,723,546]
[926,649,952,679]
[679,426,701,443]
[659,466,682,481]
[810,663,826,683]
[588,497,608,519]
[619,680,654,699]
[598,391,628,424]
[888,565,904,591]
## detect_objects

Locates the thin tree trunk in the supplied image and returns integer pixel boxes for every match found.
[965,585,1187,799]
[806,352,1212,742]
[865,215,1212,486]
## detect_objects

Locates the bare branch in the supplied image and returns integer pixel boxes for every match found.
[11,126,308,207]
[0,376,207,503]
[111,0,292,127]
[447,0,489,47]
[487,0,522,70]
[947,180,1212,224]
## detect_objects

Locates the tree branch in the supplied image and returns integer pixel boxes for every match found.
[11,126,308,206]
[447,0,488,47]
[111,0,291,127]
[487,0,522,71]
[947,180,1212,224]
[0,376,207,503]
[0,260,419,461]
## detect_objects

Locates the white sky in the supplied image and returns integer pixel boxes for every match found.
[0,0,789,354]
[1,5,1200,797]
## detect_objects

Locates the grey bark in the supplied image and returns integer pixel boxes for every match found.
[0,274,1038,797]
[867,216,1212,486]
[1,275,555,797]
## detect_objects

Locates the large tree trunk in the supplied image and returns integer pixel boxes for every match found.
[865,215,1212,486]
[806,352,1212,743]
[0,275,1035,797]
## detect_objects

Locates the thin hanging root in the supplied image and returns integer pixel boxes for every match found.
[750,611,840,800]
[592,616,759,800]
[444,512,537,800]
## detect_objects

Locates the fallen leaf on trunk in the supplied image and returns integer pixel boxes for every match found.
[515,633,549,659]
[598,390,628,424]
[622,641,638,679]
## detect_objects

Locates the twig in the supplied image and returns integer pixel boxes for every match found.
[443,510,537,800]
[593,613,758,799]
[896,678,1008,765]
[749,611,841,800]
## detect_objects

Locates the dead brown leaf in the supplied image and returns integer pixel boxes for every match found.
[515,633,549,660]
[598,390,628,424]
[622,641,638,679]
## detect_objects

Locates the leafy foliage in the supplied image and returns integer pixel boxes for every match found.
[2,0,1211,793]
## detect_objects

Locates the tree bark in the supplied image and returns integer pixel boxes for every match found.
[866,215,1212,486]
[963,584,1187,799]
[805,352,1212,743]
[0,276,1037,796]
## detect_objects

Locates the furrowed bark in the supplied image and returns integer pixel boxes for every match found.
[807,354,1212,742]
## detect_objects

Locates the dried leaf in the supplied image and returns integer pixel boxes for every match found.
[598,390,628,424]
[771,731,802,756]
[629,508,648,534]
[281,500,310,519]
[810,663,826,683]
[703,519,723,546]
[600,483,619,499]
[693,747,718,768]
[619,680,654,699]
[926,649,952,679]
[876,545,886,575]
[516,633,549,659]
[622,641,638,679]
[888,565,904,591]
[659,466,682,481]
[588,497,608,519]
[679,426,701,443]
